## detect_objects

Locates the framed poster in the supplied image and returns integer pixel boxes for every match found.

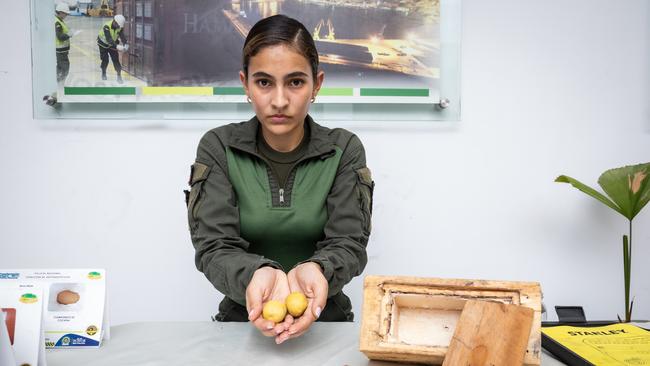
[32,0,460,121]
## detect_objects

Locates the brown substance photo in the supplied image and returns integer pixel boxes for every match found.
[56,290,80,305]
[2,308,16,345]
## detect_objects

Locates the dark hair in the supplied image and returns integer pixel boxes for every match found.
[242,15,319,81]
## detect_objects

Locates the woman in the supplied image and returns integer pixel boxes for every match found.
[186,14,373,345]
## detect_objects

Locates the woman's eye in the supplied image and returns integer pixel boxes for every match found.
[289,79,305,87]
[256,79,270,87]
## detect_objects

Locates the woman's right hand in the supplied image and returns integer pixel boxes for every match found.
[245,267,292,338]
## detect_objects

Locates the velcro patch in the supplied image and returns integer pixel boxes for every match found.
[189,162,210,185]
[356,167,373,185]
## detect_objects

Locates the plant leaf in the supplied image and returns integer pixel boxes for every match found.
[555,175,624,216]
[598,162,650,220]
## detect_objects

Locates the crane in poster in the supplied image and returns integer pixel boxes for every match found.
[313,19,335,41]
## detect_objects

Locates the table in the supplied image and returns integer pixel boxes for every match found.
[47,322,566,365]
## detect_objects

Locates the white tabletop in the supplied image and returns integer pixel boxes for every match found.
[46,322,566,365]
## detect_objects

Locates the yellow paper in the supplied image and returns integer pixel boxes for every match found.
[542,324,650,365]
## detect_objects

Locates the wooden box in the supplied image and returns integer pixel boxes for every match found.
[359,276,542,365]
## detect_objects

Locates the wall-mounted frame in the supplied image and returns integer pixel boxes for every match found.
[32,0,461,123]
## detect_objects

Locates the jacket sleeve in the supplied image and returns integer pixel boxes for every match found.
[118,29,127,45]
[303,135,374,297]
[187,133,282,306]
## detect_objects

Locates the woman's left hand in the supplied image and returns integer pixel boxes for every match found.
[246,267,293,338]
[275,262,328,344]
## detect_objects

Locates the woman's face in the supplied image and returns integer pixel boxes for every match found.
[240,44,324,138]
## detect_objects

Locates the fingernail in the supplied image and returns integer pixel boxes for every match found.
[276,338,282,345]
[289,329,296,335]
[315,307,322,318]
[267,324,274,330]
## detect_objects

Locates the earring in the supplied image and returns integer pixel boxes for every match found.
[311,97,316,103]
[247,96,251,104]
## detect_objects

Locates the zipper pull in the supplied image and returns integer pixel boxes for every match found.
[279,188,285,204]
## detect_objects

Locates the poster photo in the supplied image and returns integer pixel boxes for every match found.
[50,0,441,103]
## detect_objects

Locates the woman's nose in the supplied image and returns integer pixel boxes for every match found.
[271,86,289,110]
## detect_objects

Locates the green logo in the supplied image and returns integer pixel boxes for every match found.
[87,271,102,280]
[19,293,38,304]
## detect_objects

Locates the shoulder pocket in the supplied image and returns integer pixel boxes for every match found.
[186,162,211,230]
[355,167,374,235]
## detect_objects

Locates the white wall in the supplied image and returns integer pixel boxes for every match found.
[1,0,649,325]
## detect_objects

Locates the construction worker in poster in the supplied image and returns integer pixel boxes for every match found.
[97,14,129,83]
[55,3,71,84]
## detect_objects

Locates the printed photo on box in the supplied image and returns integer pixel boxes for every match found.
[1,308,16,345]
[48,283,85,312]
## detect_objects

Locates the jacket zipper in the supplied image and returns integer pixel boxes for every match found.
[277,162,302,206]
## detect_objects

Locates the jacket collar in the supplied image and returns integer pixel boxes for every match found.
[229,114,334,158]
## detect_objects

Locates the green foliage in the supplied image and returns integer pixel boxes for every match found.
[556,162,649,322]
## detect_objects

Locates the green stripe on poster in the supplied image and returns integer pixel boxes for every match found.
[359,88,429,97]
[213,87,246,95]
[64,87,136,95]
[319,88,353,96]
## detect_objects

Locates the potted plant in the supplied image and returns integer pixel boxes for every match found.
[555,162,649,322]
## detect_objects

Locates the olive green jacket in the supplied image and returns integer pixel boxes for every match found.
[186,115,374,309]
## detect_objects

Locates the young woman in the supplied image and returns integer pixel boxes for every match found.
[186,14,373,345]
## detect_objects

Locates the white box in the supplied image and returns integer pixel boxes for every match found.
[0,269,108,349]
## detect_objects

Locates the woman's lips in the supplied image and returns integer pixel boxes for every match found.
[270,114,289,123]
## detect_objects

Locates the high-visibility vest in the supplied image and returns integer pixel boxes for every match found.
[97,20,120,47]
[55,16,70,51]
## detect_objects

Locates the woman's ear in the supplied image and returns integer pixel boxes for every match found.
[239,70,249,97]
[312,70,325,98]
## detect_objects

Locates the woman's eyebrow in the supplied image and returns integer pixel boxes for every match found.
[251,71,309,80]
[251,71,274,79]
[284,71,309,79]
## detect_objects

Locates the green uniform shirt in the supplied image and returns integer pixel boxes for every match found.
[229,124,339,271]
